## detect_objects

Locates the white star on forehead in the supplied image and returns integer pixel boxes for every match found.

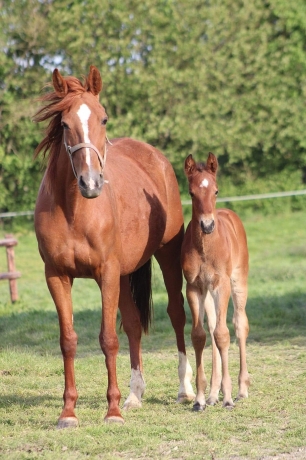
[200,178,209,188]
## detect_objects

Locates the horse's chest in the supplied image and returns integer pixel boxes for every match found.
[194,262,217,289]
[40,235,102,276]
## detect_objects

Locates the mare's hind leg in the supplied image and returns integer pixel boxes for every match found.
[204,291,222,406]
[155,241,195,403]
[119,275,145,410]
[45,270,78,429]
[231,272,250,401]
[187,284,207,411]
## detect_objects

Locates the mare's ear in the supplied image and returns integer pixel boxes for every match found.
[86,65,102,97]
[184,154,196,177]
[52,69,68,97]
[206,152,218,175]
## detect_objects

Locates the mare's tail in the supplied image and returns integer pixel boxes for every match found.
[129,258,153,334]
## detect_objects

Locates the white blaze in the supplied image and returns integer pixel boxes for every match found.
[200,178,209,188]
[77,103,91,167]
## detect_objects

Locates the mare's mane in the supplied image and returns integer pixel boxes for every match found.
[33,75,93,189]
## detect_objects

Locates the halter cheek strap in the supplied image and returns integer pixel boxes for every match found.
[64,137,107,179]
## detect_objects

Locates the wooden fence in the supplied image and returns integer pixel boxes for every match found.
[0,234,21,303]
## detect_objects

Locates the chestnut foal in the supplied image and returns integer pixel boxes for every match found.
[181,152,250,411]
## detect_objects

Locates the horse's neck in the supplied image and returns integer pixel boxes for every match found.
[51,148,82,218]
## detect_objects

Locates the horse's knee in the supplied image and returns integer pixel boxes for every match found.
[191,327,206,350]
[213,326,230,350]
[99,332,119,356]
[60,330,78,358]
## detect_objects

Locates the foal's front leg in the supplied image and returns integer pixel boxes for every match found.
[98,262,124,424]
[46,270,78,429]
[187,283,207,411]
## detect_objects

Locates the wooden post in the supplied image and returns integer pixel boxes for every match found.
[0,234,21,303]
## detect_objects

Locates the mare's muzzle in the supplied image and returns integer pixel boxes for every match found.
[65,142,106,198]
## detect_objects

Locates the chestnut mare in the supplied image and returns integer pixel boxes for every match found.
[34,66,195,428]
[181,152,250,411]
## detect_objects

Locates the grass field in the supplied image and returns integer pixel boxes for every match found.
[0,210,306,459]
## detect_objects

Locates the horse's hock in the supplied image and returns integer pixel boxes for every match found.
[0,234,21,302]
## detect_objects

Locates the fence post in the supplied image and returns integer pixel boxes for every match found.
[0,234,21,303]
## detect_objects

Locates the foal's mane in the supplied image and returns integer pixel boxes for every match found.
[33,75,91,189]
[196,162,209,173]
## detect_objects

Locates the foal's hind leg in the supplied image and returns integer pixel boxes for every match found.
[119,275,145,410]
[212,278,234,408]
[155,241,195,403]
[231,272,250,401]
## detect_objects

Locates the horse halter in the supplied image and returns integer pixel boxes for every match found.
[64,134,107,179]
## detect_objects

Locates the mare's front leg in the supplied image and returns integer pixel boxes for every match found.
[97,261,124,424]
[212,277,234,408]
[155,241,195,403]
[119,276,145,410]
[45,269,78,429]
[187,283,207,411]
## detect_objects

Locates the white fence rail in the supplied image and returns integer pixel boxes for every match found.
[182,189,306,205]
[1,190,306,218]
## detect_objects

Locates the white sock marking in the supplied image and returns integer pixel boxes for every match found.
[123,367,145,409]
[178,351,195,398]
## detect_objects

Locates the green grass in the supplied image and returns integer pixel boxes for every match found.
[0,211,306,459]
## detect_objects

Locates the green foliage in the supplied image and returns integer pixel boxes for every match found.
[1,0,306,212]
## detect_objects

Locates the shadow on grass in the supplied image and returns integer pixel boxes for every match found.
[0,292,305,356]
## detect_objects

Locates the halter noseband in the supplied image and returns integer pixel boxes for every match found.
[64,139,107,179]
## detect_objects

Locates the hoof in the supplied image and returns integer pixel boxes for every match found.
[177,393,195,404]
[192,402,206,412]
[123,400,142,411]
[234,394,248,403]
[123,393,142,411]
[206,397,218,406]
[223,401,235,410]
[104,415,125,424]
[57,417,79,429]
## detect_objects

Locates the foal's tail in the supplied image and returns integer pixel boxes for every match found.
[129,258,153,334]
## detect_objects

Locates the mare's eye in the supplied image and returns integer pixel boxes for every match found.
[61,121,69,129]
[215,190,219,196]
[189,191,194,198]
[101,117,108,126]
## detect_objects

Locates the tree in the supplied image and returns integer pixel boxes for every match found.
[1,0,306,213]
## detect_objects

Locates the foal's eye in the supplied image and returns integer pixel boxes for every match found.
[215,190,219,196]
[189,191,194,198]
[101,117,108,126]
[61,121,69,129]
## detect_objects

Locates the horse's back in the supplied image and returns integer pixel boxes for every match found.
[217,208,248,274]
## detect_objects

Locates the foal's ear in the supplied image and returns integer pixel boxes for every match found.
[184,154,196,176]
[206,152,218,175]
[86,65,103,97]
[52,69,68,97]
